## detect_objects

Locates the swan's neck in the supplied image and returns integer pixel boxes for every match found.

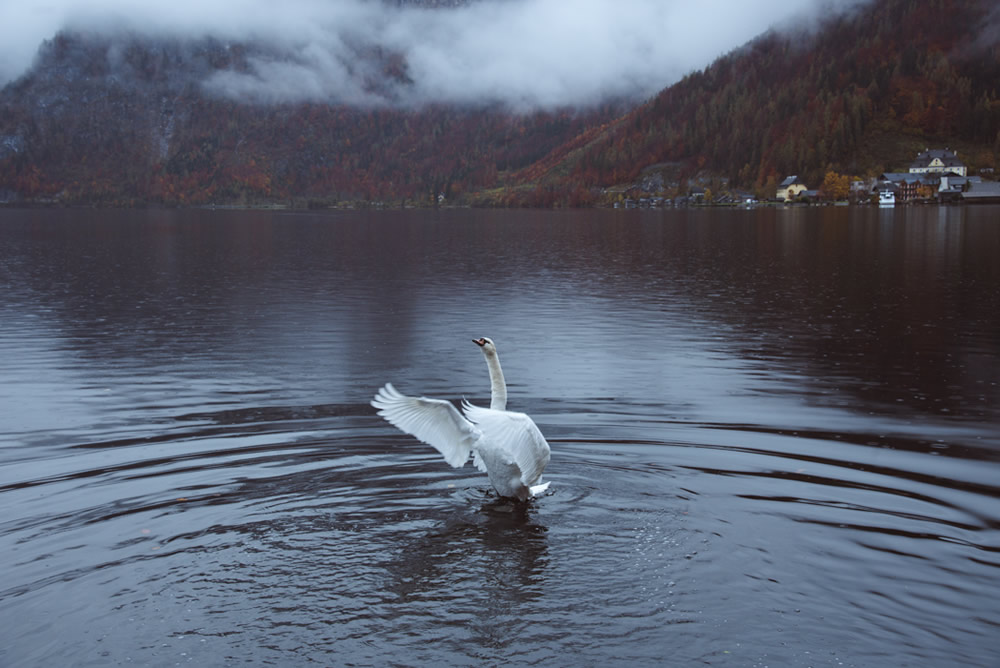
[484,352,507,410]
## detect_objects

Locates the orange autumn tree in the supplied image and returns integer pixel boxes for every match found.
[820,170,851,201]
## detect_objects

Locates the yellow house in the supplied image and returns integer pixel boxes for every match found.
[777,175,807,201]
[909,149,966,176]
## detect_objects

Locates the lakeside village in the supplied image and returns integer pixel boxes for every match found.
[611,149,1000,209]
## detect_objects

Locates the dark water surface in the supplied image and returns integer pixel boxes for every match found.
[1,206,998,666]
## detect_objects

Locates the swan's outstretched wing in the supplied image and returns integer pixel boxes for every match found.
[371,383,480,468]
[462,401,550,486]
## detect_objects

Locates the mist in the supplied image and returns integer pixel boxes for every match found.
[1,0,872,109]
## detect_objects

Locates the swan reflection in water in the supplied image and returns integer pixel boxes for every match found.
[379,498,551,651]
[197,436,552,646]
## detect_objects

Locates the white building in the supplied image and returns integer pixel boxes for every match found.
[776,175,807,201]
[909,149,966,177]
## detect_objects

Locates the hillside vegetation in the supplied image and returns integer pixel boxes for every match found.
[1,0,998,207]
[516,0,1000,205]
[0,32,617,206]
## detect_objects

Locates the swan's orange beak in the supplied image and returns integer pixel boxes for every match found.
[473,338,486,347]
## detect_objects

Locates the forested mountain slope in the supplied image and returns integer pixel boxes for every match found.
[0,31,617,206]
[516,0,1000,204]
[1,0,997,206]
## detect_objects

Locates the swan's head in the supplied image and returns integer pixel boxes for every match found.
[473,337,497,355]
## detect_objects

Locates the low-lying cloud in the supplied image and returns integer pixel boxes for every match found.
[1,0,872,109]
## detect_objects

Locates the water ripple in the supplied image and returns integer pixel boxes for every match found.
[3,207,999,666]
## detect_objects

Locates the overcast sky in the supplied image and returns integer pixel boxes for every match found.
[0,0,870,108]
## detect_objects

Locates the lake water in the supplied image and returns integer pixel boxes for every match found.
[1,206,998,667]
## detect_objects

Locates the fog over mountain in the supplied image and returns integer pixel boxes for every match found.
[1,0,872,109]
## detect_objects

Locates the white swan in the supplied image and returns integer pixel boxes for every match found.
[371,337,551,501]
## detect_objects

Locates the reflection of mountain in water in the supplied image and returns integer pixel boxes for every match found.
[4,207,999,425]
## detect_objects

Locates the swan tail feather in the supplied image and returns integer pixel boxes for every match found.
[529,481,551,497]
